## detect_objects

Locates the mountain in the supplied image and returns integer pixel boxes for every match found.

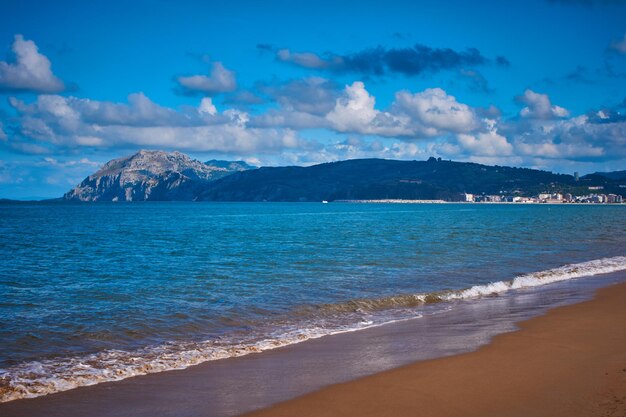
[64,150,253,201]
[196,157,586,202]
[588,170,626,181]
[64,152,625,202]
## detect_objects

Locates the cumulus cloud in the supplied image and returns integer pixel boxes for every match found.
[7,93,305,154]
[176,62,237,95]
[455,123,513,157]
[492,98,626,165]
[3,78,625,173]
[264,44,498,77]
[326,81,387,133]
[325,82,481,138]
[198,97,217,115]
[517,89,569,119]
[393,88,480,134]
[0,35,65,93]
[420,90,626,166]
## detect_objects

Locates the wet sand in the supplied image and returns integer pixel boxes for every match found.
[1,276,624,417]
[243,281,626,417]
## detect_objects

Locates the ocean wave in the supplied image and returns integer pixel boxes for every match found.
[308,256,626,312]
[1,255,625,403]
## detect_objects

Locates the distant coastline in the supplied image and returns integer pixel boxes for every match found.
[334,199,625,205]
[54,150,626,203]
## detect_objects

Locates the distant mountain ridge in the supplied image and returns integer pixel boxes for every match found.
[64,150,253,201]
[590,170,626,181]
[63,151,626,202]
[195,158,576,202]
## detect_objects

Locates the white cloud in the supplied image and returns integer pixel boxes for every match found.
[11,93,192,128]
[326,81,381,132]
[5,78,626,173]
[8,93,305,154]
[198,97,217,115]
[325,82,416,137]
[518,89,569,119]
[0,35,64,93]
[326,82,480,138]
[510,114,616,159]
[456,123,513,157]
[393,88,480,134]
[177,62,236,95]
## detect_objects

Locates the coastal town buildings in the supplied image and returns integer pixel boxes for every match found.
[460,192,624,204]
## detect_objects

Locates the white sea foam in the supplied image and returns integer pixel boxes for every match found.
[444,256,626,301]
[1,255,625,403]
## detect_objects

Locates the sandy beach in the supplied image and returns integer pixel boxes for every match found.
[1,275,624,417]
[242,281,626,417]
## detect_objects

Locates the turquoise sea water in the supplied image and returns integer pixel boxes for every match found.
[1,202,625,401]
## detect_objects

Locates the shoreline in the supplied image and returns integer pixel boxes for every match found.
[0,270,624,417]
[334,199,626,205]
[2,257,625,403]
[242,280,626,417]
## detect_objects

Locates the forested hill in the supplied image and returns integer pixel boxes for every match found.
[197,157,623,202]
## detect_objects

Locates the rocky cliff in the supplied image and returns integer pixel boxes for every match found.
[64,150,252,201]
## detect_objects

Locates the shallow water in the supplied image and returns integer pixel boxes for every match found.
[1,202,625,401]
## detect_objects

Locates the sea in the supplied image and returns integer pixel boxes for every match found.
[1,201,625,403]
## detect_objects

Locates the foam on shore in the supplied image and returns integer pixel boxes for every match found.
[1,255,625,403]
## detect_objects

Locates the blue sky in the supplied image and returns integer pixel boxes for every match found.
[0,0,625,198]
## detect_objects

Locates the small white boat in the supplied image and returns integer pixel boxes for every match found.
[322,200,328,204]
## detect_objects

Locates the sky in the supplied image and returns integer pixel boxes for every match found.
[0,0,625,199]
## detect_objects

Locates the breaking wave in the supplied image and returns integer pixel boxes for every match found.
[1,255,625,403]
[307,256,626,313]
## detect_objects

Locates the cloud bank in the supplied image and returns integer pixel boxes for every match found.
[1,34,625,177]
[4,80,625,172]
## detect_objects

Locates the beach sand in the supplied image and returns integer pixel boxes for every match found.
[242,281,626,417]
[1,278,624,417]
